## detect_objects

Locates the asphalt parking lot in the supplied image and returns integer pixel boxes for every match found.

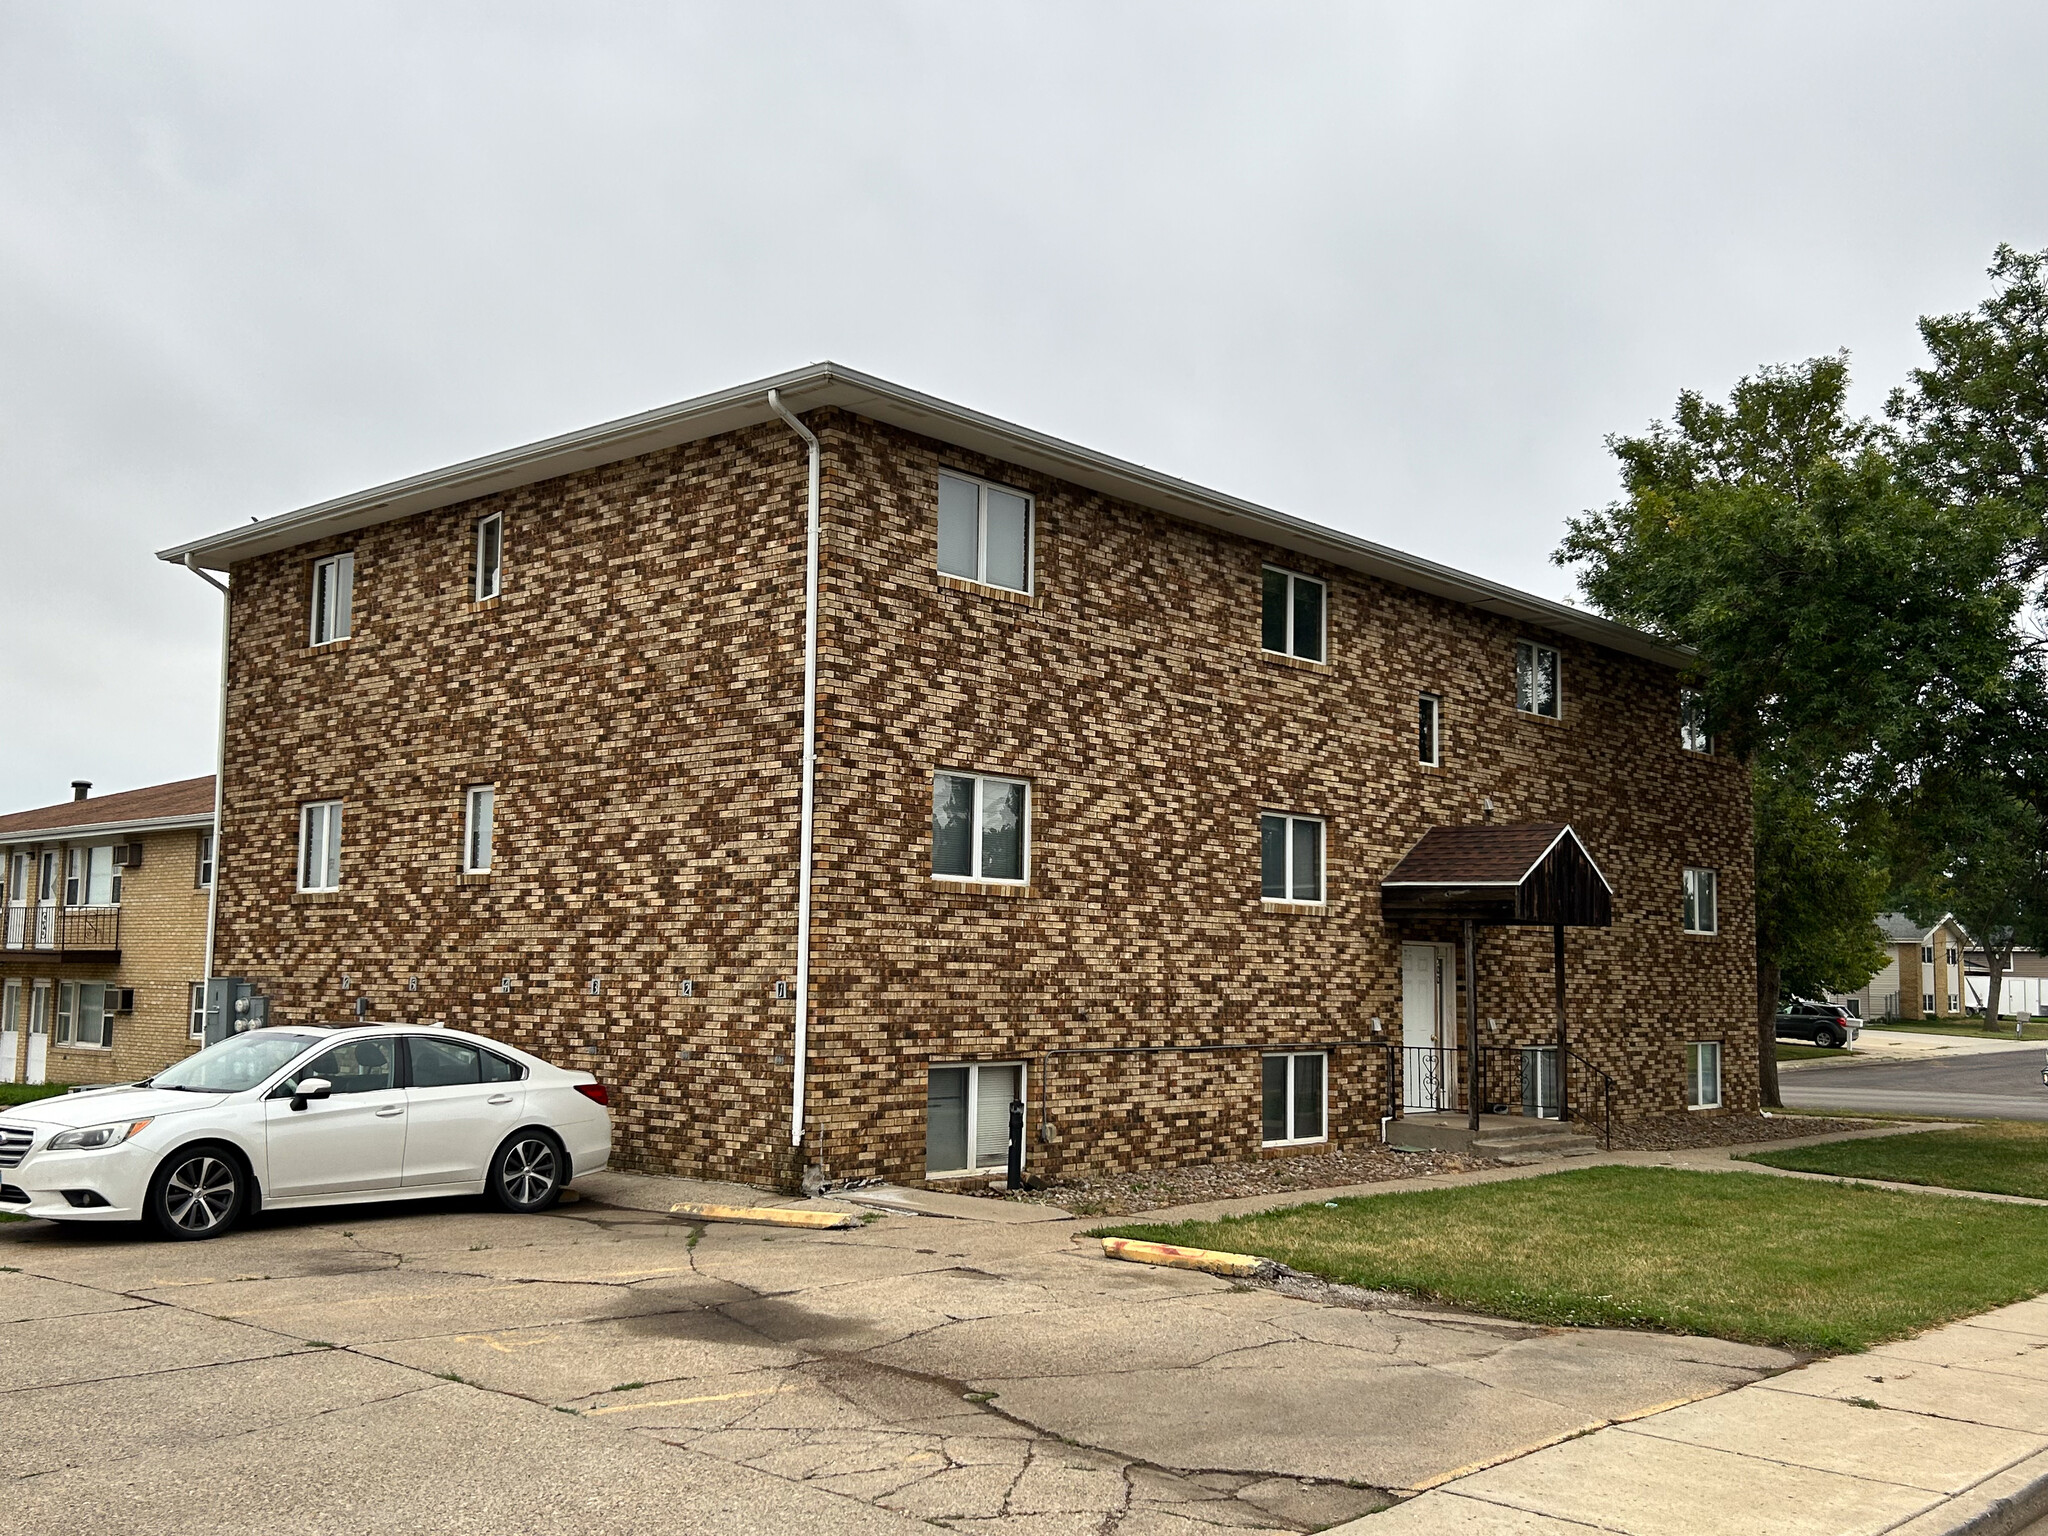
[1783,1043,2048,1121]
[0,1167,1798,1535]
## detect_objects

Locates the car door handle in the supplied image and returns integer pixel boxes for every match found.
[375,1106,404,1117]
[488,1094,514,1105]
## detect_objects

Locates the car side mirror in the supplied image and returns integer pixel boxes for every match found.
[290,1077,333,1112]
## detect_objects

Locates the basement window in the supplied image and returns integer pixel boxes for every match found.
[1686,1041,1721,1110]
[926,1062,1026,1177]
[1262,1052,1326,1145]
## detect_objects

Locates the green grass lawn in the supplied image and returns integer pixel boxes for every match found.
[0,1083,68,1107]
[1872,1018,2048,1041]
[1743,1121,2048,1200]
[1100,1165,2048,1353]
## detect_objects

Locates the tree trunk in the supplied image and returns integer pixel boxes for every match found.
[1757,958,1782,1109]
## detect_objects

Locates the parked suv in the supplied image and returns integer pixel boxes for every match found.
[1776,998,1858,1048]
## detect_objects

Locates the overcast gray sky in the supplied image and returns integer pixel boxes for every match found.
[3,2,2044,810]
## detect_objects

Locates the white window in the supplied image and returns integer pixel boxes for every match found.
[1683,867,1718,935]
[463,785,496,874]
[1946,945,1958,966]
[1922,945,1934,964]
[1418,693,1442,766]
[1950,993,1960,1014]
[310,553,354,645]
[932,773,1029,884]
[1685,1041,1721,1109]
[57,981,109,1049]
[37,851,56,902]
[936,472,1033,594]
[474,513,503,602]
[1261,813,1325,904]
[1924,992,1936,1014]
[925,1061,1026,1177]
[190,981,207,1039]
[1262,1052,1327,1145]
[64,846,119,907]
[1680,690,1711,753]
[1516,641,1560,719]
[196,831,214,889]
[299,800,343,892]
[1260,566,1326,663]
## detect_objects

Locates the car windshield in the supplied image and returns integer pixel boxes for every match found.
[151,1031,323,1093]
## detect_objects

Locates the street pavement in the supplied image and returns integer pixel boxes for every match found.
[1783,1041,2048,1121]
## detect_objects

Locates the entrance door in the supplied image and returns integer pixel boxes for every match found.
[0,979,18,1083]
[1400,943,1453,1111]
[4,852,25,949]
[25,982,50,1085]
[33,854,56,949]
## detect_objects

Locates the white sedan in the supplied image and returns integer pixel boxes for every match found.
[0,1024,611,1240]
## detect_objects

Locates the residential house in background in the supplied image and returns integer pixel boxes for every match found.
[1836,912,1969,1021]
[157,363,1755,1189]
[0,777,215,1086]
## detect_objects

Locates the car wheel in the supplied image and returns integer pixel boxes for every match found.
[1814,1025,1840,1047]
[488,1131,563,1214]
[147,1144,244,1241]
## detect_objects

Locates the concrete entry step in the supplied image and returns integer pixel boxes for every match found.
[1387,1111,1604,1160]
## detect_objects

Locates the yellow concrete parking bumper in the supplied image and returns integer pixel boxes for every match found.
[1097,1236,1277,1277]
[669,1202,860,1230]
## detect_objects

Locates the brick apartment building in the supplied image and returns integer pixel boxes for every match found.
[0,777,215,1086]
[158,364,1753,1188]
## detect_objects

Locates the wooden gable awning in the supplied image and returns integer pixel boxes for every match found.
[1380,823,1613,928]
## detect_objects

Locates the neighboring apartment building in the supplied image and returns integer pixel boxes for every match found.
[157,364,1754,1188]
[0,777,214,1086]
[1837,913,1969,1020]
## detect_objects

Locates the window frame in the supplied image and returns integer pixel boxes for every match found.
[463,784,496,875]
[1924,992,1936,1014]
[190,981,207,1040]
[1685,1041,1722,1110]
[474,512,504,603]
[1418,692,1443,767]
[935,470,1035,596]
[310,553,355,646]
[196,831,214,889]
[1260,812,1326,906]
[1680,689,1711,754]
[1261,1051,1329,1147]
[1515,641,1562,720]
[1682,866,1718,935]
[65,845,119,907]
[924,1060,1029,1179]
[931,771,1032,886]
[1259,564,1328,664]
[1922,945,1935,964]
[298,800,343,893]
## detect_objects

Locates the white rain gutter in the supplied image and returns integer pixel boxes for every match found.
[768,390,821,1153]
[184,556,229,990]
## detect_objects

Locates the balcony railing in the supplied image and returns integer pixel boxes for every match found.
[1,904,120,958]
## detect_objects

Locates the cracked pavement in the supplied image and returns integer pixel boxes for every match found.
[0,1169,1795,1534]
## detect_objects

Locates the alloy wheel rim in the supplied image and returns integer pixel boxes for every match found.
[504,1139,556,1205]
[166,1156,235,1231]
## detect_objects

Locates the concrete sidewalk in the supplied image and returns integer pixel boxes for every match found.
[1337,1295,2048,1535]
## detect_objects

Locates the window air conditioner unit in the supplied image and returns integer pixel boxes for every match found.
[114,988,135,1013]
[111,842,143,868]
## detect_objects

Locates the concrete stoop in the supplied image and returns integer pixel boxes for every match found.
[1387,1111,1604,1162]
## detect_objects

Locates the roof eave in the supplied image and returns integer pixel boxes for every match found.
[0,811,214,843]
[156,362,1694,669]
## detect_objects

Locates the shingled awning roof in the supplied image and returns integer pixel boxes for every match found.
[1381,823,1612,927]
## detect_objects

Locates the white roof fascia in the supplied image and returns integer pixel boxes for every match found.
[155,362,1692,669]
[0,811,214,844]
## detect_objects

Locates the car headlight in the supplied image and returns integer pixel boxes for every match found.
[46,1118,153,1151]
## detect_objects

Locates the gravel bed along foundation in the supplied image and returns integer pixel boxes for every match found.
[1606,1111,1880,1151]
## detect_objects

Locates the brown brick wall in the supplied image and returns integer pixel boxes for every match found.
[212,406,1754,1187]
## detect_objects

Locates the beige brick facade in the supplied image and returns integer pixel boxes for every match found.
[1,786,213,1087]
[197,386,1755,1189]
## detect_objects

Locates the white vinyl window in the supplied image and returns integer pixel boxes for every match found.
[57,981,109,1049]
[196,831,214,888]
[311,553,354,645]
[1924,992,1935,1013]
[37,851,55,902]
[1418,693,1442,766]
[1260,813,1325,904]
[64,846,120,906]
[190,981,207,1039]
[463,785,496,874]
[299,800,343,892]
[936,472,1033,594]
[1260,566,1327,663]
[925,1061,1026,1177]
[1680,689,1711,753]
[474,513,503,602]
[1262,1052,1327,1145]
[1516,641,1561,719]
[1683,867,1718,935]
[1950,992,1960,1014]
[932,773,1030,884]
[1686,1041,1721,1110]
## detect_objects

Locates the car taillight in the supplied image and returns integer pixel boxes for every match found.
[575,1083,609,1107]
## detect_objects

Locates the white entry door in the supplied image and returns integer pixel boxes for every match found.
[0,979,18,1083]
[25,981,50,1085]
[1400,943,1454,1111]
[33,854,57,949]
[4,852,25,948]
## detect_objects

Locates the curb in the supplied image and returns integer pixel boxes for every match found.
[1095,1236,1279,1278]
[669,1201,859,1230]
[1898,1447,2048,1536]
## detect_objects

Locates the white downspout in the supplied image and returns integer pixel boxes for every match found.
[767,389,821,1153]
[184,556,230,997]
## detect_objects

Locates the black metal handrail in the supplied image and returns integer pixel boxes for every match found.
[0,903,119,956]
[1399,1044,1463,1113]
[1561,1046,1615,1149]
